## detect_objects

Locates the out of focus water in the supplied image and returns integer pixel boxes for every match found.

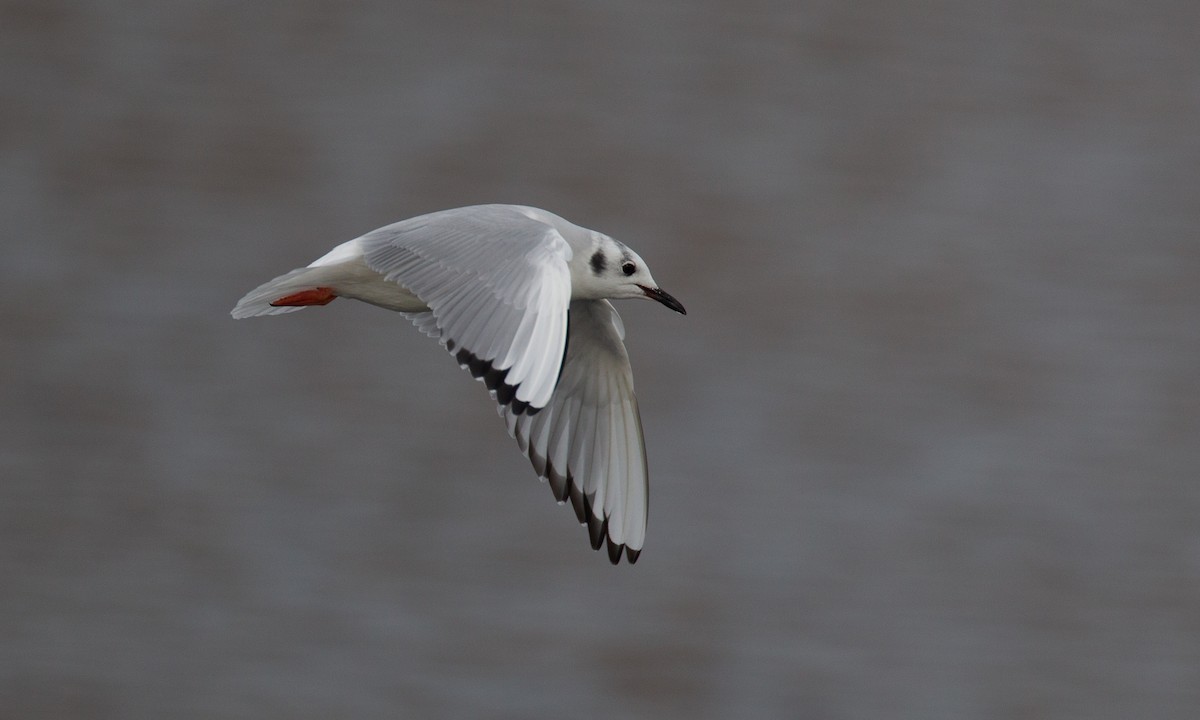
[4,2,1199,718]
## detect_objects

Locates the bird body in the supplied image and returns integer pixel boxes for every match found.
[232,205,685,564]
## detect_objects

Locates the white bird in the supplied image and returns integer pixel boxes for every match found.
[232,205,686,564]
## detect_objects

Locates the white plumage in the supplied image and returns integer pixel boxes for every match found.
[232,205,685,564]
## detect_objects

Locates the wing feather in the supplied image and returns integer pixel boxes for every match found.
[502,300,649,564]
[360,205,572,412]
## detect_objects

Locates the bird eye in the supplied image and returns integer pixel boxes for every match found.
[622,262,636,276]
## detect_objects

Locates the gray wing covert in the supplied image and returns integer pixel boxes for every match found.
[359,205,573,412]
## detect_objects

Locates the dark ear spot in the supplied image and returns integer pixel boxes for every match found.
[590,251,606,275]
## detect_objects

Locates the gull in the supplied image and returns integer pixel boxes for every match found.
[232,205,686,564]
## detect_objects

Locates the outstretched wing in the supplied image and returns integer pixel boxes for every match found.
[359,205,573,412]
[502,299,648,564]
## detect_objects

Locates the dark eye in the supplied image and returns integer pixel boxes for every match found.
[622,261,636,276]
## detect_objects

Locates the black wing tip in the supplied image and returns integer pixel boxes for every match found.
[547,464,570,503]
[452,344,543,415]
[606,537,623,564]
[602,537,640,565]
[540,456,639,565]
[586,510,608,550]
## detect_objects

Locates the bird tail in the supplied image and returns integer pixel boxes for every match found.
[230,266,339,319]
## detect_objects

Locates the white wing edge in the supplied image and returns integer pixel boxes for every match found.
[502,300,648,564]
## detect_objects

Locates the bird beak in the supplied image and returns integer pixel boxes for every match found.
[639,285,687,315]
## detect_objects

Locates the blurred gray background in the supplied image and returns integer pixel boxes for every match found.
[3,1,1198,718]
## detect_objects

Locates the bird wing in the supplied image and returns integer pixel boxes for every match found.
[502,299,648,564]
[359,205,572,412]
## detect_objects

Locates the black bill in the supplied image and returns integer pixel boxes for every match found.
[639,285,687,315]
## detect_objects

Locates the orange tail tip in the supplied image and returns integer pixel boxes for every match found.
[270,287,338,307]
